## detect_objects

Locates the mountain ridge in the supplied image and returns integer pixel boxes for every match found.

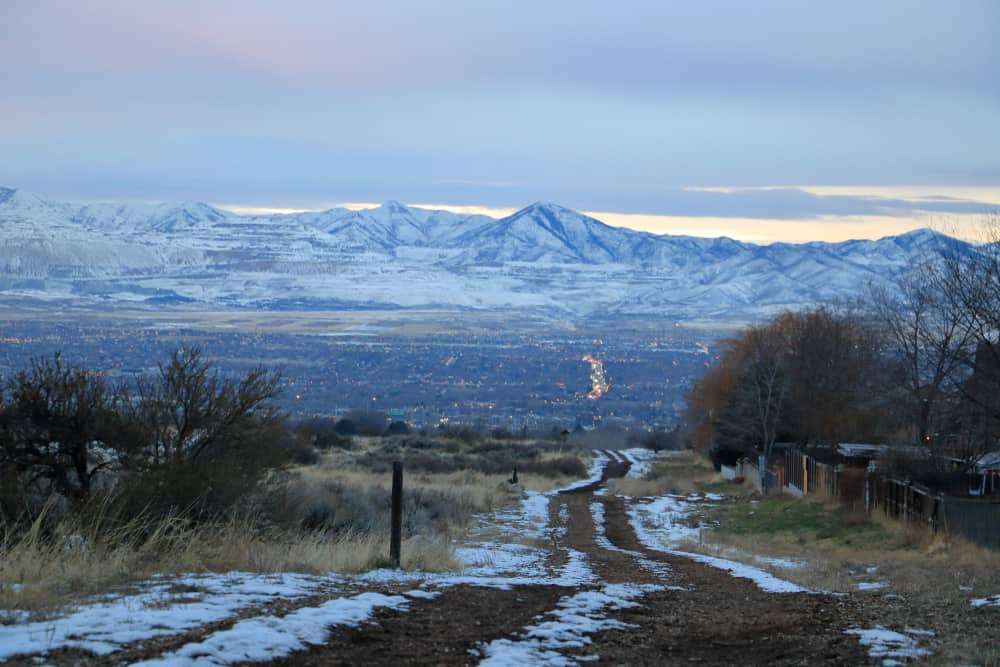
[0,186,967,319]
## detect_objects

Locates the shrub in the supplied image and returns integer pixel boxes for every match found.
[387,420,411,435]
[276,477,467,539]
[297,418,352,450]
[334,419,357,436]
[437,425,482,444]
[342,409,388,436]
[520,455,587,478]
[490,427,523,440]
[629,429,682,452]
[291,445,321,466]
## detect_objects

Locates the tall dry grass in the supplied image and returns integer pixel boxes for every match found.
[608,450,719,497]
[1,437,592,616]
[0,502,454,616]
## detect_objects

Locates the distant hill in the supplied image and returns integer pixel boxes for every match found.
[0,187,969,319]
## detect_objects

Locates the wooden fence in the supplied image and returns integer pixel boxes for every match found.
[770,449,1000,547]
[941,497,1000,549]
[782,449,864,508]
[870,477,943,531]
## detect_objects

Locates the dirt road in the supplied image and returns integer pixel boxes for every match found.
[257,456,869,665]
[6,455,883,666]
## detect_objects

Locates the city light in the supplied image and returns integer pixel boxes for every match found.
[582,354,610,400]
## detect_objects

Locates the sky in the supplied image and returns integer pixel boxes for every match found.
[2,1,998,243]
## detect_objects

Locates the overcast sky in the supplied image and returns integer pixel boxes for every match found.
[2,1,998,241]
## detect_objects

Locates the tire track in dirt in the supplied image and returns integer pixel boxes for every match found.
[48,452,876,665]
[566,459,873,665]
[256,585,568,666]
[268,451,871,665]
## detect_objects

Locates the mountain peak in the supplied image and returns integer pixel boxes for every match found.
[523,201,572,213]
[0,187,56,212]
[380,200,410,212]
[893,227,938,240]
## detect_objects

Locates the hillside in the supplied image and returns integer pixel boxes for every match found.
[0,187,966,319]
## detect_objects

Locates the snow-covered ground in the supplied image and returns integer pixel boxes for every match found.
[2,455,942,665]
[553,451,608,493]
[0,573,333,661]
[590,501,672,579]
[970,594,1000,608]
[845,626,933,666]
[477,583,663,666]
[135,592,413,666]
[626,493,809,594]
[856,581,889,591]
[753,555,805,570]
[619,448,659,479]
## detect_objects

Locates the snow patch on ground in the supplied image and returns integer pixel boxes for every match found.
[627,495,700,546]
[551,549,598,587]
[627,495,809,594]
[553,452,608,493]
[856,581,888,591]
[457,542,549,579]
[669,550,809,594]
[0,573,330,662]
[970,594,1000,608]
[404,589,441,600]
[478,491,550,541]
[845,626,932,665]
[448,489,554,582]
[135,592,409,666]
[359,543,594,594]
[620,448,658,480]
[590,502,671,579]
[754,556,804,570]
[477,583,663,666]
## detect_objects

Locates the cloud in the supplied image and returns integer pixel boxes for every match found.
[1,1,997,218]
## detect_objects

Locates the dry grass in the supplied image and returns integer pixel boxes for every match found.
[1,436,593,617]
[302,457,575,501]
[680,491,1000,599]
[607,450,719,497]
[688,519,1000,664]
[0,502,455,617]
[287,438,587,534]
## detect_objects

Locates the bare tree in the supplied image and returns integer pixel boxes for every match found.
[716,324,789,460]
[0,354,119,500]
[124,347,282,468]
[938,216,1000,414]
[867,265,972,446]
[928,213,1000,467]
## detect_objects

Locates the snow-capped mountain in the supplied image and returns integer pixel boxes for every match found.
[0,187,968,318]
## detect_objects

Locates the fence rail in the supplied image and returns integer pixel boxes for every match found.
[758,449,1000,548]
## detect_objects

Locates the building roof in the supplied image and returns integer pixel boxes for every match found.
[977,451,1000,471]
[836,443,887,459]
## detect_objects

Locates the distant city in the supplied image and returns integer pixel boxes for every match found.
[0,317,721,430]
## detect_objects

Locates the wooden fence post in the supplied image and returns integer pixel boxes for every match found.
[803,454,808,495]
[390,461,403,568]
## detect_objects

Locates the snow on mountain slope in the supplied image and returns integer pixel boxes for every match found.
[318,201,495,251]
[0,187,969,317]
[451,202,629,263]
[73,201,228,233]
